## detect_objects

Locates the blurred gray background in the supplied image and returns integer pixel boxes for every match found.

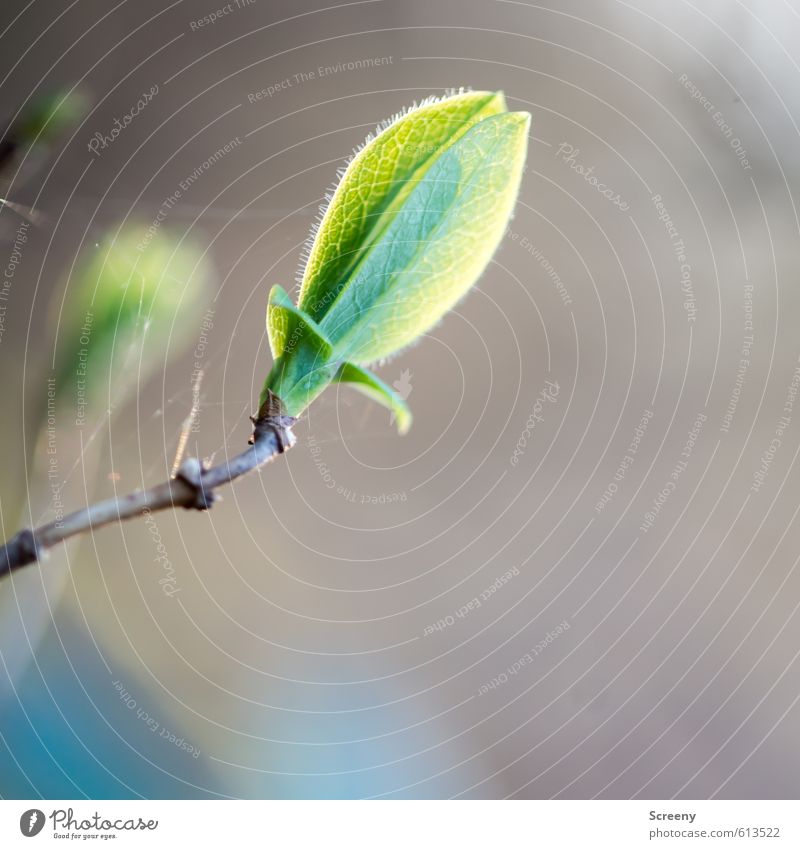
[0,0,799,799]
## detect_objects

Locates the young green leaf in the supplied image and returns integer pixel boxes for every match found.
[319,111,530,364]
[263,283,337,417]
[298,90,507,323]
[333,361,412,435]
[261,90,530,432]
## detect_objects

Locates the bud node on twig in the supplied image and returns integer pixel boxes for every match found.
[249,389,297,452]
[176,457,217,511]
[0,528,42,574]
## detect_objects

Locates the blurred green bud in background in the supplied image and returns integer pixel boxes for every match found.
[55,226,213,419]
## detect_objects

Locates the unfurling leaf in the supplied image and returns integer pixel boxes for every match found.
[261,89,530,432]
[334,361,412,435]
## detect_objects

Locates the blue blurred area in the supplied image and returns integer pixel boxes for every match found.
[0,611,481,799]
[0,613,218,799]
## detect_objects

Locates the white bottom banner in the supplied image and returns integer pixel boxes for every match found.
[1,799,796,847]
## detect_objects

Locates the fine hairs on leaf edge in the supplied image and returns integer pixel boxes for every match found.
[268,97,529,427]
[293,86,476,297]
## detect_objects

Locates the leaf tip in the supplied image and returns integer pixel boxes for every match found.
[509,110,532,129]
[395,407,413,436]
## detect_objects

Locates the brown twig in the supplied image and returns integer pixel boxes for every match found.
[0,393,296,579]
